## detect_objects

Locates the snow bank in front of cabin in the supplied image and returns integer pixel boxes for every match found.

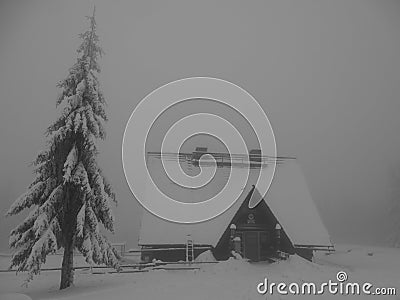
[0,294,32,300]
[200,257,251,274]
[231,250,243,259]
[1,244,400,300]
[194,250,216,262]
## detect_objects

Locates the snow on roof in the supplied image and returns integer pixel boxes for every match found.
[257,161,333,247]
[139,156,253,246]
[138,155,332,248]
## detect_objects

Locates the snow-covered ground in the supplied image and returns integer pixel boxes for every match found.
[1,245,400,300]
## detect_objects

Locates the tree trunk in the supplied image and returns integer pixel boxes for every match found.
[59,184,78,290]
[60,230,74,289]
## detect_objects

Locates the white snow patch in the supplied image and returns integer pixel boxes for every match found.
[0,244,400,300]
[194,250,216,262]
[0,294,32,300]
[231,250,242,259]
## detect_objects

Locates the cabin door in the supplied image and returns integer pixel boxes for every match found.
[237,230,271,261]
[243,231,259,261]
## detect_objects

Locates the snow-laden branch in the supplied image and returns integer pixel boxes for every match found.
[6,181,46,216]
[63,144,78,183]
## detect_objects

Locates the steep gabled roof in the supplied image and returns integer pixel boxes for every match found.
[138,155,332,249]
[256,161,332,248]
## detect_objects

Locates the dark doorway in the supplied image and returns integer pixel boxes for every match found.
[238,230,273,261]
[243,231,259,261]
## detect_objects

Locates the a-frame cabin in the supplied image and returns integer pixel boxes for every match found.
[138,150,333,262]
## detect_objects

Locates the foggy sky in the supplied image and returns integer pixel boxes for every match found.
[1,0,400,252]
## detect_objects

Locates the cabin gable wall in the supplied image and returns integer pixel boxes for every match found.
[214,189,294,261]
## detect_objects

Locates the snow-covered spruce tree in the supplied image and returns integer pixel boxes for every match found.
[5,8,119,289]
